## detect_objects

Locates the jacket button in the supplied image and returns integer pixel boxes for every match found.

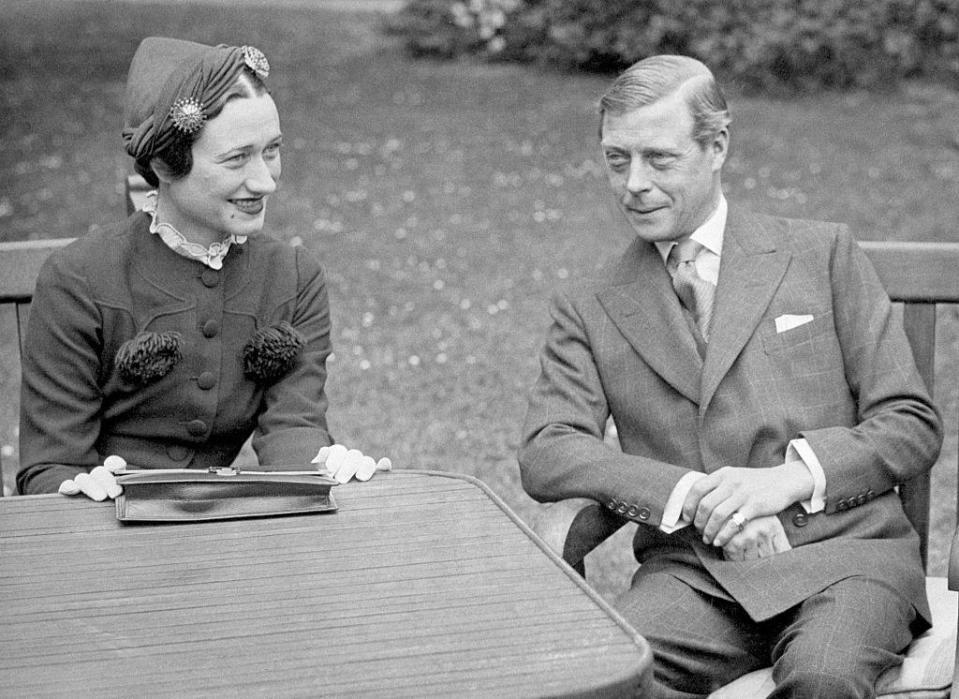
[201,269,220,288]
[202,320,220,338]
[187,419,207,436]
[616,503,628,514]
[166,445,190,461]
[857,493,868,505]
[792,512,808,527]
[626,505,639,518]
[197,372,216,390]
[837,499,847,511]
[606,500,617,510]
[637,507,651,521]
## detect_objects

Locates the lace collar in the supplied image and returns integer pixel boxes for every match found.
[141,191,247,270]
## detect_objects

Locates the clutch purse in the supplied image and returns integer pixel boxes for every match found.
[114,468,338,523]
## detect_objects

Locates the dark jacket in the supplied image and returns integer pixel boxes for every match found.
[18,212,333,494]
[519,207,942,625]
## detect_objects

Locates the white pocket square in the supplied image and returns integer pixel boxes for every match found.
[775,314,814,333]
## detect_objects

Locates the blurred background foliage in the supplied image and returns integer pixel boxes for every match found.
[384,0,959,91]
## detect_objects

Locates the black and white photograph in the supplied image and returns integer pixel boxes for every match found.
[1,1,957,696]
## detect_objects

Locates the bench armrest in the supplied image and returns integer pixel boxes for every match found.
[529,498,627,576]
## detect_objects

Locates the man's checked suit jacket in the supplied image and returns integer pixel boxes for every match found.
[519,204,942,626]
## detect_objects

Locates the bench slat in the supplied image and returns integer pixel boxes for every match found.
[861,241,959,302]
[0,239,74,302]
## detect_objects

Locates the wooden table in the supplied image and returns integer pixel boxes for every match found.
[0,471,652,697]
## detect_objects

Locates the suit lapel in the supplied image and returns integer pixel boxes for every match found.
[597,238,703,404]
[700,209,791,412]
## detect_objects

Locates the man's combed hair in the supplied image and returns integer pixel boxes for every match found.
[599,55,731,147]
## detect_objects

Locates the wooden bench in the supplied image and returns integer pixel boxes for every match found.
[531,240,959,698]
[3,202,957,691]
[0,238,75,495]
[0,175,149,492]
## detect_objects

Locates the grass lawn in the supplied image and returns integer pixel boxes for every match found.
[1,0,956,600]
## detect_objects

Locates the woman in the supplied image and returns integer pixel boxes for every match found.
[18,37,386,498]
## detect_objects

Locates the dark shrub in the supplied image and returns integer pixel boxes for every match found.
[383,0,959,91]
[382,0,546,61]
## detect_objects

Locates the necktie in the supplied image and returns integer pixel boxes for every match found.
[667,238,716,342]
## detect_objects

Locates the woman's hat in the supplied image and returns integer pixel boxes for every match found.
[121,37,270,162]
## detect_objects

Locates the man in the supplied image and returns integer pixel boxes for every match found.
[518,55,942,697]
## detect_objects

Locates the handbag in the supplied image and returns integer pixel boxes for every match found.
[114,467,338,523]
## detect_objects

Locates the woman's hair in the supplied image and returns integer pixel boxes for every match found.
[135,69,269,187]
[598,55,730,147]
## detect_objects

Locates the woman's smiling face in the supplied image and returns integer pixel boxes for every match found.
[159,91,282,246]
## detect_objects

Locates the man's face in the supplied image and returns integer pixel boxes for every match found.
[161,92,283,247]
[601,91,727,243]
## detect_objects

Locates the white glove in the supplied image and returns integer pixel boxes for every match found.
[311,444,392,483]
[58,455,126,501]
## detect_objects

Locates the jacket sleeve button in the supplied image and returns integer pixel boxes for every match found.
[792,512,808,527]
[637,507,651,521]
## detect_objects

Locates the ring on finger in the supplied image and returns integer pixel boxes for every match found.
[730,511,748,532]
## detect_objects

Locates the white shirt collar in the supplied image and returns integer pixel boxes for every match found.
[654,194,727,266]
[656,192,729,285]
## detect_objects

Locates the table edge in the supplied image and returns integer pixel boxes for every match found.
[395,470,653,655]
[6,474,649,648]
[388,470,653,697]
[3,471,653,697]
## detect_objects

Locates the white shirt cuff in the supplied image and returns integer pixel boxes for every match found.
[788,438,826,513]
[660,471,706,533]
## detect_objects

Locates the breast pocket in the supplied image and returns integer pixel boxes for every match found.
[760,311,848,385]
[761,311,834,356]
